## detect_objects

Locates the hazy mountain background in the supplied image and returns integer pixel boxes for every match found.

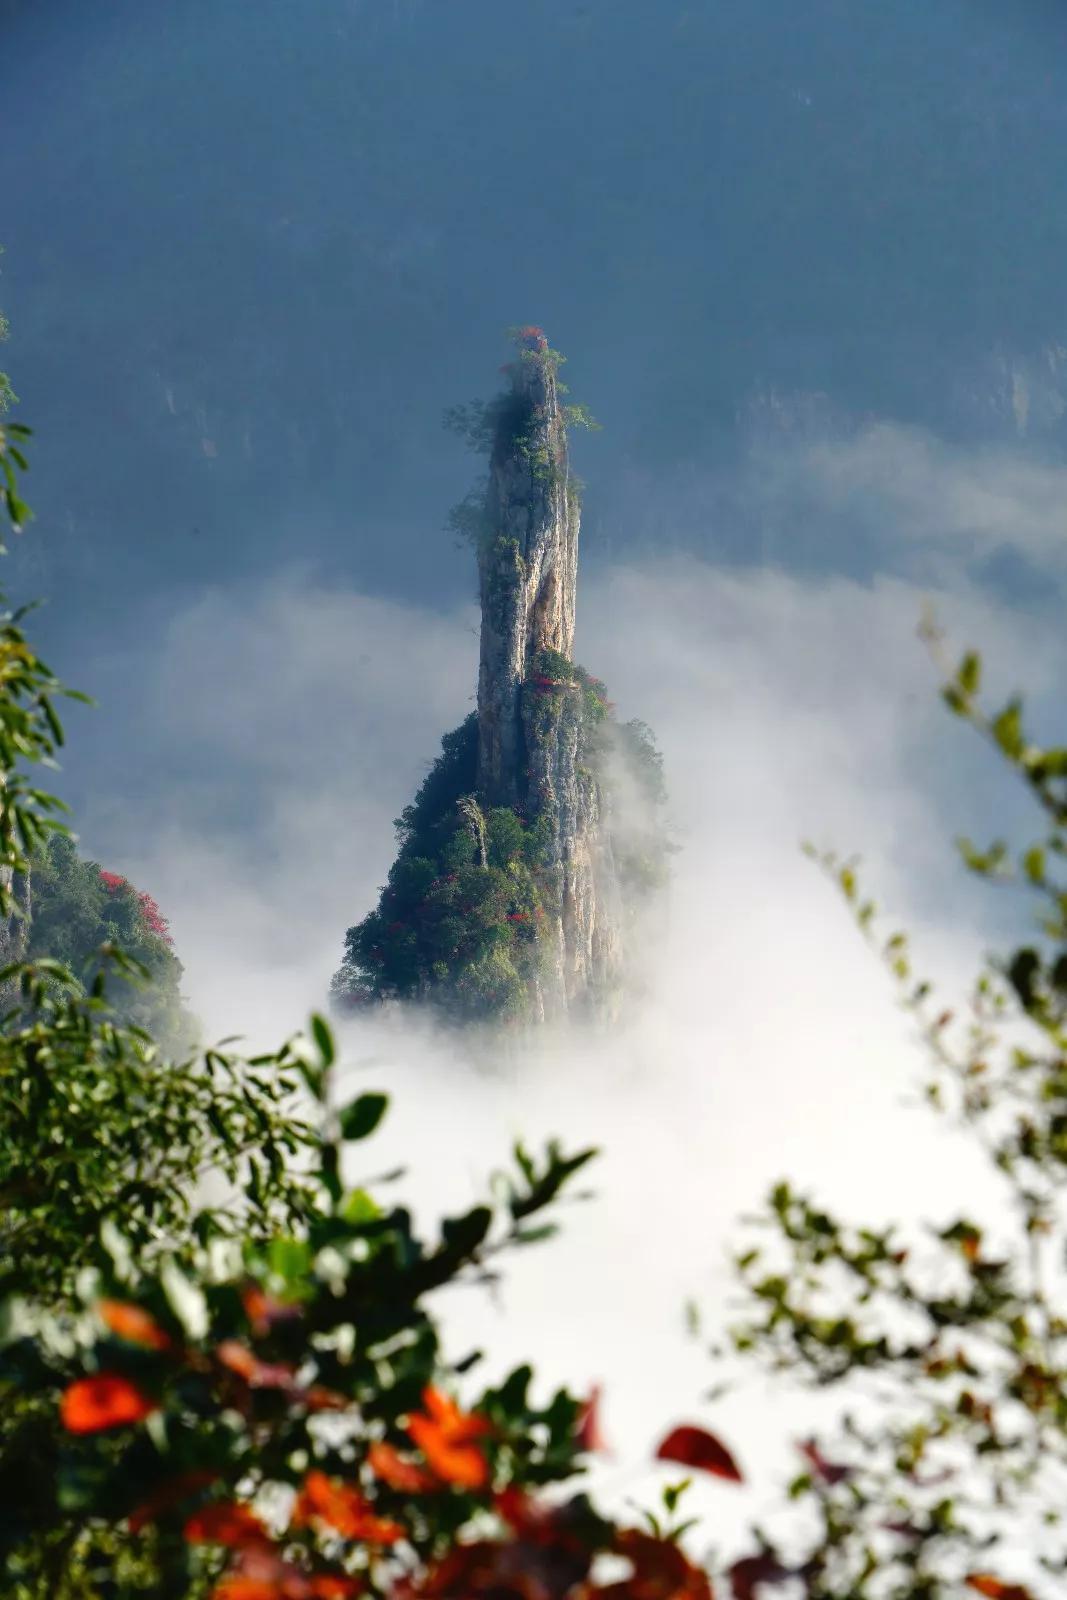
[6,0,1067,631]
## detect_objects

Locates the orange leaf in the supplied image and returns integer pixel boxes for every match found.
[185,1501,268,1547]
[292,1470,405,1543]
[407,1415,489,1491]
[242,1285,302,1337]
[966,1578,1033,1600]
[60,1374,157,1434]
[127,1469,219,1533]
[304,1385,350,1413]
[99,1299,171,1352]
[213,1581,277,1600]
[368,1441,438,1493]
[421,1386,492,1442]
[217,1340,260,1381]
[211,1544,353,1600]
[217,1340,299,1393]
[655,1425,742,1483]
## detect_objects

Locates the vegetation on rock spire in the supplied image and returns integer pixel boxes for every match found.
[333,333,668,1024]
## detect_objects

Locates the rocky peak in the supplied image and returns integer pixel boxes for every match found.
[331,332,668,1027]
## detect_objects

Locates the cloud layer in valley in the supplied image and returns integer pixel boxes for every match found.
[69,422,1067,1543]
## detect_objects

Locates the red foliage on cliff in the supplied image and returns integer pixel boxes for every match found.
[99,869,174,946]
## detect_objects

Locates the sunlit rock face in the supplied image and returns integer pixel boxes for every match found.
[519,675,624,1021]
[476,337,621,1021]
[476,339,578,807]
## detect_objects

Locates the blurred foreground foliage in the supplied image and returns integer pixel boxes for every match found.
[721,620,1067,1599]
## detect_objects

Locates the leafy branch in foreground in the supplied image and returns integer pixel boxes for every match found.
[0,955,322,1303]
[723,631,1067,1600]
[0,391,318,1312]
[1,1033,606,1597]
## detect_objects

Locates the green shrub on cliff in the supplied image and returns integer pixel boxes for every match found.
[331,716,551,1021]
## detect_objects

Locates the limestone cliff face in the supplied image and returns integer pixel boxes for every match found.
[476,347,578,806]
[520,677,623,1019]
[477,341,622,1020]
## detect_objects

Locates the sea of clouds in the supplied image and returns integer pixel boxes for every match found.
[73,419,1067,1551]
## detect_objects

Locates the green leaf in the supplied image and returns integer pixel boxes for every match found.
[268,1236,311,1286]
[339,1091,388,1142]
[310,1012,335,1067]
[1023,846,1045,885]
[663,1477,692,1514]
[957,651,981,695]
[992,700,1024,760]
[513,1223,557,1245]
[1007,947,1042,1009]
[441,1205,492,1257]
[339,1187,381,1225]
[1033,748,1067,778]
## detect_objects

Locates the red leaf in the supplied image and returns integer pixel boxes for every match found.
[797,1438,851,1485]
[655,1425,743,1483]
[99,1299,172,1352]
[185,1501,268,1547]
[729,1555,791,1600]
[605,1529,714,1600]
[493,1485,553,1536]
[60,1374,157,1434]
[966,1578,1034,1600]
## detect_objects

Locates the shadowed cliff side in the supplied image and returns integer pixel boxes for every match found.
[332,331,668,1026]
